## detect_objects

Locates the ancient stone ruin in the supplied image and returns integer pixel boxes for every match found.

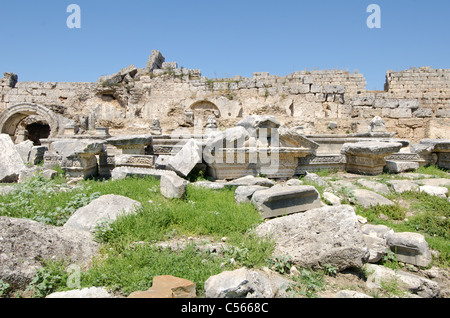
[0,50,449,183]
[1,51,449,299]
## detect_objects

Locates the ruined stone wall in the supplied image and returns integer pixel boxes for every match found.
[1,53,449,143]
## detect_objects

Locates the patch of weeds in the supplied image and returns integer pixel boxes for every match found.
[267,256,292,275]
[25,259,70,298]
[0,280,11,297]
[356,204,406,223]
[380,249,401,270]
[323,264,338,277]
[415,165,449,178]
[379,276,410,298]
[289,268,326,298]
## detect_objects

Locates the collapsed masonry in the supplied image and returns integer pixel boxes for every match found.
[0,50,449,183]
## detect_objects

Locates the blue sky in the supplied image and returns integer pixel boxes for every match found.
[0,0,449,90]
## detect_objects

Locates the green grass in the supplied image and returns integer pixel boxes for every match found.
[3,176,272,297]
[415,165,449,178]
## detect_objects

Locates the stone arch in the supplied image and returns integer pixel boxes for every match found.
[190,100,221,116]
[0,103,60,142]
[189,100,221,127]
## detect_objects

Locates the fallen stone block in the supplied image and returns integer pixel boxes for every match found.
[350,189,395,208]
[0,216,98,291]
[357,179,390,195]
[63,194,142,233]
[384,160,419,174]
[255,205,369,271]
[386,232,432,267]
[46,287,116,298]
[167,139,202,177]
[323,192,342,206]
[0,134,26,183]
[251,185,322,219]
[111,167,177,180]
[334,290,373,298]
[235,185,268,204]
[387,180,419,193]
[228,175,275,187]
[160,174,188,199]
[204,267,274,298]
[419,185,448,198]
[14,140,34,164]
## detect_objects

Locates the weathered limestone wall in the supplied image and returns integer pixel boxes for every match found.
[1,52,449,143]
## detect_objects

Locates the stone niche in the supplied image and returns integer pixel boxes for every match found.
[203,116,319,180]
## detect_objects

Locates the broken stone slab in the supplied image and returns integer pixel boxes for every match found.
[419,185,448,198]
[361,224,394,239]
[107,135,153,155]
[303,172,329,187]
[361,224,393,263]
[386,232,432,267]
[167,139,202,177]
[128,275,196,298]
[235,185,268,204]
[46,287,116,298]
[350,189,395,208]
[63,194,142,233]
[204,267,274,298]
[417,178,450,187]
[384,160,420,174]
[227,175,275,187]
[356,179,390,195]
[363,234,387,263]
[365,264,439,298]
[341,141,403,175]
[251,185,322,219]
[0,134,26,183]
[191,181,238,191]
[334,290,373,298]
[160,174,188,199]
[18,166,58,183]
[14,140,34,164]
[0,216,98,292]
[323,192,342,206]
[255,205,369,271]
[111,167,177,180]
[285,179,303,186]
[387,180,419,193]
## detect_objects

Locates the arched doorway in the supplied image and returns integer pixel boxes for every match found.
[0,103,60,144]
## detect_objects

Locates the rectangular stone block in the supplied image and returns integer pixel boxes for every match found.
[251,185,322,219]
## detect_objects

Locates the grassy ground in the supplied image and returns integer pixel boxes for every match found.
[1,165,449,298]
